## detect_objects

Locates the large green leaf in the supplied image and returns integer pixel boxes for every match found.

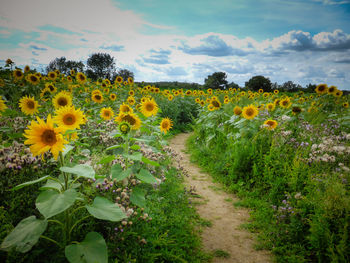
[130,188,146,208]
[124,152,142,161]
[111,165,132,181]
[40,179,63,192]
[36,189,77,218]
[136,169,157,184]
[97,155,115,164]
[65,232,107,263]
[60,164,95,179]
[85,197,126,222]
[62,145,74,158]
[12,175,50,191]
[141,156,160,167]
[0,216,47,253]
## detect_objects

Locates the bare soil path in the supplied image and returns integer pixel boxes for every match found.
[169,133,271,263]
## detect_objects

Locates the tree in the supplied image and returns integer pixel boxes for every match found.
[227,81,240,90]
[86,53,116,81]
[204,72,228,89]
[305,83,316,93]
[114,69,134,82]
[245,75,272,92]
[281,81,302,92]
[46,57,84,75]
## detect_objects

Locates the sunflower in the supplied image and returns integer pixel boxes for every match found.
[242,104,259,120]
[27,74,40,85]
[207,104,215,111]
[70,69,76,76]
[195,98,200,103]
[210,97,221,109]
[0,96,7,114]
[19,95,40,115]
[91,93,104,103]
[23,115,67,160]
[315,84,328,94]
[207,88,213,95]
[274,90,279,94]
[103,88,110,94]
[185,90,192,96]
[128,77,134,84]
[199,100,205,107]
[115,76,123,84]
[6,58,13,65]
[140,98,158,117]
[233,106,242,115]
[334,90,343,98]
[160,117,173,134]
[100,107,114,120]
[119,103,133,114]
[263,120,278,130]
[13,69,24,80]
[127,96,135,105]
[343,102,349,108]
[110,93,117,101]
[168,95,174,101]
[224,98,230,104]
[40,87,52,101]
[48,71,57,81]
[292,106,302,115]
[266,103,275,111]
[115,112,141,130]
[45,82,57,93]
[327,86,337,95]
[52,91,73,109]
[76,72,87,84]
[129,90,135,96]
[53,106,85,131]
[24,65,30,73]
[66,132,78,142]
[258,89,264,94]
[279,97,292,109]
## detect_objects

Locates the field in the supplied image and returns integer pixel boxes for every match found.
[0,63,349,263]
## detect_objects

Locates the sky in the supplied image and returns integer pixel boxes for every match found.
[0,0,350,89]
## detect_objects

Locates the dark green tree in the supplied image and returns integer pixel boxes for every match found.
[46,57,84,75]
[114,69,134,82]
[86,53,116,81]
[281,81,302,92]
[204,72,228,89]
[227,81,240,90]
[245,75,272,92]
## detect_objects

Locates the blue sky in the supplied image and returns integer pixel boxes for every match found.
[1,0,350,89]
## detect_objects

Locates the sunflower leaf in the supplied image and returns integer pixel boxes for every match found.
[60,164,95,179]
[12,175,50,191]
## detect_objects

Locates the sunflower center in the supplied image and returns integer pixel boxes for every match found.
[27,101,35,109]
[30,76,37,82]
[162,122,169,129]
[79,75,85,81]
[212,100,220,107]
[41,129,57,146]
[104,111,110,117]
[123,115,136,125]
[48,85,54,91]
[246,108,254,116]
[58,97,68,106]
[145,103,154,111]
[63,114,76,125]
[282,100,288,106]
[266,121,274,126]
[95,95,101,100]
[16,71,22,77]
[318,86,325,92]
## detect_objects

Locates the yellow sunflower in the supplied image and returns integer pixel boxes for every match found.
[343,102,349,108]
[24,65,30,73]
[242,104,259,120]
[315,84,328,94]
[19,95,40,115]
[327,86,337,95]
[119,103,133,114]
[76,72,87,84]
[292,106,302,115]
[127,96,135,105]
[274,90,279,94]
[70,69,76,76]
[128,77,134,84]
[27,74,40,85]
[13,69,24,80]
[115,76,123,84]
[334,90,343,98]
[140,98,158,117]
[110,93,117,101]
[266,103,275,111]
[54,106,85,131]
[45,82,57,93]
[100,107,114,120]
[0,96,8,114]
[263,120,278,130]
[115,112,141,130]
[168,95,174,101]
[279,97,292,109]
[129,90,135,96]
[233,106,242,116]
[23,115,67,160]
[40,87,52,101]
[160,117,173,134]
[210,97,221,109]
[48,71,57,81]
[52,91,73,109]
[91,93,104,103]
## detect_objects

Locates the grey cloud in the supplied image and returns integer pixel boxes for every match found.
[179,35,248,57]
[30,45,47,51]
[32,51,39,56]
[334,58,350,63]
[142,49,171,64]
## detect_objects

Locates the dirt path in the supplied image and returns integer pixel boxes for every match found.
[169,133,271,263]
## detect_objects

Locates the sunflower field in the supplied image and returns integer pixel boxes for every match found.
[0,61,349,263]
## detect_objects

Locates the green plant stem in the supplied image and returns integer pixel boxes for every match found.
[71,205,86,215]
[48,219,64,228]
[59,152,68,190]
[69,215,91,237]
[40,235,62,248]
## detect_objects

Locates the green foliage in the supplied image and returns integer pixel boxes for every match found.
[204,71,228,90]
[245,75,272,92]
